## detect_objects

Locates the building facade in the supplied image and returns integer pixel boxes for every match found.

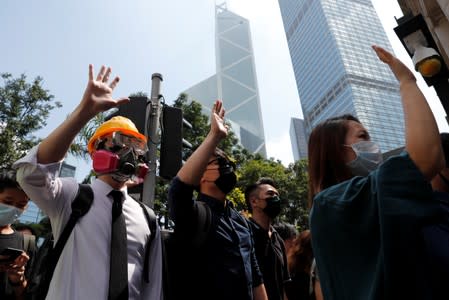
[290,118,308,161]
[183,3,266,156]
[278,0,406,152]
[398,0,449,68]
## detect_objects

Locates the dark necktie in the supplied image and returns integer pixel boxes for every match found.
[108,190,129,300]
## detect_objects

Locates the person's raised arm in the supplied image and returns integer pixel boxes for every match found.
[176,100,227,185]
[37,65,129,164]
[372,45,444,180]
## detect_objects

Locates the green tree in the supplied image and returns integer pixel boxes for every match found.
[0,73,61,168]
[236,157,310,228]
[129,91,148,98]
[284,159,309,230]
[237,157,290,211]
[70,113,107,162]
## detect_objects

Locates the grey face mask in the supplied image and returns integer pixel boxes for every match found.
[0,203,23,226]
[345,141,383,176]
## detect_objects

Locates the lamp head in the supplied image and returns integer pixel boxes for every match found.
[412,45,442,77]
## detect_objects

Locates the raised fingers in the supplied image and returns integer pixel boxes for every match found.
[372,45,393,64]
[102,67,112,83]
[96,65,106,81]
[88,64,94,81]
[214,100,222,113]
[109,76,120,90]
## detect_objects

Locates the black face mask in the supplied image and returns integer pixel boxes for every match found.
[263,195,281,219]
[212,157,237,194]
[112,148,146,182]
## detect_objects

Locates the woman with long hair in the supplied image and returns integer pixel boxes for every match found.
[308,46,444,299]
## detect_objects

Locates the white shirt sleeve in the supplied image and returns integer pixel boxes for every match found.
[13,144,78,235]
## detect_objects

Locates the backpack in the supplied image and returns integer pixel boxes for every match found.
[26,184,158,300]
[160,201,213,300]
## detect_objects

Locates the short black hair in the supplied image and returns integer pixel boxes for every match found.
[244,177,277,212]
[0,169,20,193]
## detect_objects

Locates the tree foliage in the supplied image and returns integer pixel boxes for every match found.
[157,93,310,227]
[0,73,61,168]
[236,157,309,228]
[284,159,309,230]
[70,113,107,162]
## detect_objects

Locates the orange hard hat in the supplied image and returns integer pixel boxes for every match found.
[87,116,147,154]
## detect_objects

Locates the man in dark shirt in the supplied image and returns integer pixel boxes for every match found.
[245,178,290,300]
[168,100,268,300]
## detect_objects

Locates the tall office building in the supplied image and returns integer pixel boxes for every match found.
[278,0,405,152]
[290,118,308,161]
[183,3,266,156]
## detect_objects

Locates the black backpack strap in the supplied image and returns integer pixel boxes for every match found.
[135,201,157,283]
[46,184,94,286]
[191,201,212,248]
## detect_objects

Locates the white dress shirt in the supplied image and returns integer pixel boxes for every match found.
[14,145,163,300]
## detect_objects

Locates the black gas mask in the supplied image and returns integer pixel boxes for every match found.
[92,132,149,182]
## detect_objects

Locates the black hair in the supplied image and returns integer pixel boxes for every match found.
[244,177,277,212]
[0,169,20,193]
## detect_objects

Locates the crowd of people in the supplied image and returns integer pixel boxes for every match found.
[0,45,447,300]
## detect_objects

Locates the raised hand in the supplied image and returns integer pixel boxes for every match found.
[372,45,416,83]
[81,65,129,115]
[210,100,228,140]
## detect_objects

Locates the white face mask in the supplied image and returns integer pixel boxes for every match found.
[0,203,23,226]
[345,141,383,176]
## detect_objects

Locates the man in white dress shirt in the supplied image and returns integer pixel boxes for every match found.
[13,65,163,300]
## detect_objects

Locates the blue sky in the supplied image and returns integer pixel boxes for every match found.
[2,0,448,181]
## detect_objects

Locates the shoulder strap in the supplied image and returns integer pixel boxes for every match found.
[135,200,157,283]
[47,184,94,281]
[23,234,36,254]
[191,201,212,248]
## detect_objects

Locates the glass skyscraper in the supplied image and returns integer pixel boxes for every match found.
[183,3,266,156]
[290,117,308,161]
[278,0,405,152]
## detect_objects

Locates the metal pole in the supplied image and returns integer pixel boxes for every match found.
[142,73,163,208]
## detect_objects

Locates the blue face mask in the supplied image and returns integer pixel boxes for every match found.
[0,203,23,226]
[345,141,383,176]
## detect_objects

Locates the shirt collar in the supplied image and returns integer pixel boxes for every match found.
[92,178,129,200]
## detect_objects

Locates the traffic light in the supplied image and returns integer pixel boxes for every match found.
[159,105,192,179]
[105,96,148,134]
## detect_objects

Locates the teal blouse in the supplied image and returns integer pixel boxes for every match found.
[311,152,442,300]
